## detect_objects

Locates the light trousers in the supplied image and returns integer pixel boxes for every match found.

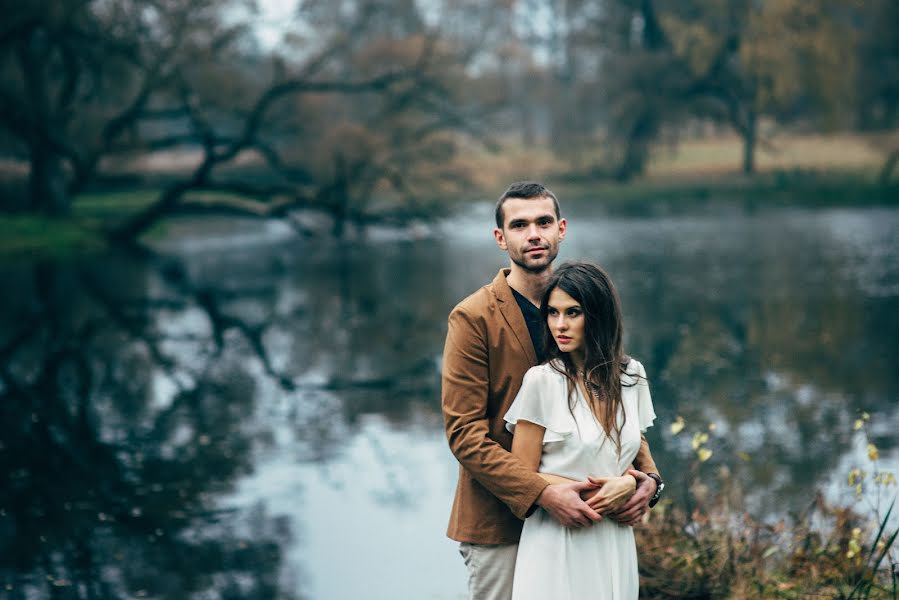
[458,542,518,600]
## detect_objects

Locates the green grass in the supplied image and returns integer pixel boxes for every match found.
[0,190,159,259]
[0,215,104,259]
[0,188,266,259]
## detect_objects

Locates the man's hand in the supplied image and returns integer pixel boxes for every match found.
[584,475,636,514]
[536,480,603,528]
[606,469,657,526]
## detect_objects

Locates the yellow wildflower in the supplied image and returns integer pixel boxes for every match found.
[867,443,879,461]
[691,432,709,450]
[670,416,685,435]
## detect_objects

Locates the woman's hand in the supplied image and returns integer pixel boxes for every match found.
[583,474,637,514]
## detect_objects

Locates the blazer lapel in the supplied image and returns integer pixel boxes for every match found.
[492,268,538,365]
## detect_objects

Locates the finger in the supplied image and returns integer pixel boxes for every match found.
[581,505,602,522]
[574,514,591,527]
[615,508,640,522]
[572,481,597,492]
[614,499,637,514]
[625,511,646,526]
[587,476,610,484]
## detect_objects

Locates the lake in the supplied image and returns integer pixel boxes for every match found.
[1,203,897,599]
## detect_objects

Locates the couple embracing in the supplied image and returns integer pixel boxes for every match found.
[442,182,664,600]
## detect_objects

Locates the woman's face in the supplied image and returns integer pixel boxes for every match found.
[546,287,585,359]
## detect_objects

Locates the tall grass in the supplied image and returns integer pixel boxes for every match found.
[637,414,898,599]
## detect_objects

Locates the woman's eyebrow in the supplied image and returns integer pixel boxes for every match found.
[547,303,581,310]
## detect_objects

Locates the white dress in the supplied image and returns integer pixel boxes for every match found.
[503,359,656,600]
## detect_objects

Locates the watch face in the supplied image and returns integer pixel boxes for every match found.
[649,476,663,499]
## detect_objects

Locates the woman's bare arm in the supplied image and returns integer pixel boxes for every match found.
[511,420,635,515]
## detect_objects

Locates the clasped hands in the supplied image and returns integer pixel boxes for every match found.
[536,469,655,529]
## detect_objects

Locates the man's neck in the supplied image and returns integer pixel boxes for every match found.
[506,263,552,306]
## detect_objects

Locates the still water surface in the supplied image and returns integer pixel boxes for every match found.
[1,205,897,599]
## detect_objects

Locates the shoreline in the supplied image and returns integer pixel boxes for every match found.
[1,170,898,259]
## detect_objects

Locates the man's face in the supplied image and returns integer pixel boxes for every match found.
[493,196,566,273]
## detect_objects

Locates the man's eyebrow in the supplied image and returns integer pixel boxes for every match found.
[509,214,556,224]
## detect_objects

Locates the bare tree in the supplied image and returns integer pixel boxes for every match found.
[0,0,251,214]
[1,0,488,237]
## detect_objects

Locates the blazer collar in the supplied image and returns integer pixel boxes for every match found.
[492,268,538,365]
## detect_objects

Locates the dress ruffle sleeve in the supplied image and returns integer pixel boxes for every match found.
[628,360,657,433]
[504,365,574,443]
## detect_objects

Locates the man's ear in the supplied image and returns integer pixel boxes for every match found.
[494,227,508,250]
[558,218,567,241]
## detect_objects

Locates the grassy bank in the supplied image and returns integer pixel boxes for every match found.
[0,189,255,259]
[553,170,899,217]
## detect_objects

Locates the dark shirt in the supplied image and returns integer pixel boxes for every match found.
[511,287,546,364]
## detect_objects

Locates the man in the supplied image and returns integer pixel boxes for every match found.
[442,181,663,600]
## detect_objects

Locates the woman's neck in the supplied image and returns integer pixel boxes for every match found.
[569,351,585,374]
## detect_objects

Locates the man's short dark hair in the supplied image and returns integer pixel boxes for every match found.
[495,181,561,229]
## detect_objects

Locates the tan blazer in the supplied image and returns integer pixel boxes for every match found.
[442,268,659,544]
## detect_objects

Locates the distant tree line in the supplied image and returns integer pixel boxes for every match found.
[0,0,897,234]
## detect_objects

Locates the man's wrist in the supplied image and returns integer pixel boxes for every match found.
[645,472,664,507]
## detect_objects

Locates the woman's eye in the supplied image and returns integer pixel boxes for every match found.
[567,309,581,316]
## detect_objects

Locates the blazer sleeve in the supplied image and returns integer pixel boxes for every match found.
[630,361,660,477]
[632,434,659,478]
[442,306,548,519]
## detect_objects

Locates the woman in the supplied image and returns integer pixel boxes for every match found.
[504,261,656,600]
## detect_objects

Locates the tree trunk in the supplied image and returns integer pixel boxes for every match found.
[615,112,657,181]
[879,147,899,185]
[29,142,70,215]
[741,109,756,175]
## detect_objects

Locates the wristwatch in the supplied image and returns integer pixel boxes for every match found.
[646,473,664,508]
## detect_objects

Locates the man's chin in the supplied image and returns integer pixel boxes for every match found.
[513,256,553,273]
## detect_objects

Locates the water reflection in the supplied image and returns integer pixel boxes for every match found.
[0,253,300,598]
[0,207,897,599]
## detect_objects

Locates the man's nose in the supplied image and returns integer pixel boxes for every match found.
[526,224,541,239]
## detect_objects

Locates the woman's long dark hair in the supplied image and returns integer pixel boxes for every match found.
[540,261,634,455]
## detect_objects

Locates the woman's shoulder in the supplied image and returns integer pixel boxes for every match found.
[622,356,648,385]
[523,361,567,384]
